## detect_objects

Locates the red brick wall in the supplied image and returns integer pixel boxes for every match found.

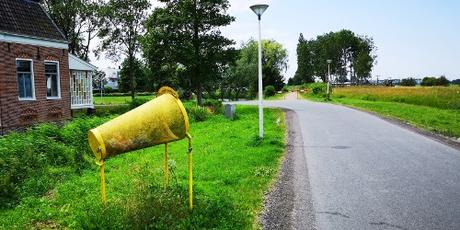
[0,41,71,134]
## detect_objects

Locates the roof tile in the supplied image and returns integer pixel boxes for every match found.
[0,0,67,42]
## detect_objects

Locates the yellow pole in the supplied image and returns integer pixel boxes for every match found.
[164,143,169,188]
[187,133,193,210]
[99,159,106,208]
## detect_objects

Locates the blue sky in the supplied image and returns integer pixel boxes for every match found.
[222,0,460,80]
[91,0,460,80]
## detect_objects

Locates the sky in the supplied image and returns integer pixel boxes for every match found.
[90,0,460,80]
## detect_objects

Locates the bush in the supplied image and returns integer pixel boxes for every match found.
[307,82,327,96]
[130,98,151,109]
[186,106,210,122]
[421,76,450,86]
[264,85,276,97]
[401,78,417,86]
[282,85,289,92]
[0,117,108,207]
[203,99,223,114]
[104,86,114,93]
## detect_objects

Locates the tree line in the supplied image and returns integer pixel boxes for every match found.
[290,30,377,85]
[43,0,289,104]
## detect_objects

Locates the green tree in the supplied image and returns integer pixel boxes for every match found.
[42,0,103,60]
[293,33,315,84]
[401,78,417,86]
[97,0,150,99]
[235,40,288,97]
[437,76,450,86]
[142,0,235,105]
[421,77,437,86]
[119,58,149,93]
[294,30,376,85]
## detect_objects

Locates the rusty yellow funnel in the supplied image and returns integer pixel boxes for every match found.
[88,87,193,209]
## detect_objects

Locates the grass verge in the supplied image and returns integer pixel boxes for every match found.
[332,98,460,138]
[93,95,154,105]
[0,106,286,229]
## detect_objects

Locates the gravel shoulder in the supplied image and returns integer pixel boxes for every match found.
[259,109,316,230]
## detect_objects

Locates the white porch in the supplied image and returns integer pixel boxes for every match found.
[69,54,97,109]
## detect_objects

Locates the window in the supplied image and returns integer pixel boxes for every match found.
[16,59,35,100]
[45,61,60,98]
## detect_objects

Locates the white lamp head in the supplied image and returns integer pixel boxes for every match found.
[327,59,332,64]
[250,4,269,19]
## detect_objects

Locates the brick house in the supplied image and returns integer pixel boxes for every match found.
[0,0,95,134]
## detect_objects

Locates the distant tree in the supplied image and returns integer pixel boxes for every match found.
[293,33,315,84]
[97,0,150,99]
[142,0,235,105]
[437,76,450,86]
[42,0,103,60]
[452,79,460,85]
[421,77,437,86]
[119,58,148,93]
[401,78,417,86]
[235,40,288,97]
[92,69,107,90]
[294,30,377,85]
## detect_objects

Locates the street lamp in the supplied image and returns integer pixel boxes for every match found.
[250,3,269,138]
[326,59,332,100]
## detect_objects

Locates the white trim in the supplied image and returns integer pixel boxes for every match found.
[16,58,36,101]
[69,53,98,71]
[71,104,95,109]
[44,60,61,99]
[0,32,68,49]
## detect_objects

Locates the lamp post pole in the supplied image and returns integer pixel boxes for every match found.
[327,59,332,100]
[250,4,269,138]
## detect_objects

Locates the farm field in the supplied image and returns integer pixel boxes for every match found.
[333,86,460,110]
[0,106,286,229]
[302,85,460,138]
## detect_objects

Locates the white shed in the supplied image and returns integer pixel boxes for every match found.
[69,54,96,109]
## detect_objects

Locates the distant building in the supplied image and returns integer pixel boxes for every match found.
[103,68,120,90]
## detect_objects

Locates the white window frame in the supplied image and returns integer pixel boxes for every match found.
[44,60,61,99]
[16,58,36,101]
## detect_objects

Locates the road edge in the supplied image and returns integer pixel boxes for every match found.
[259,109,316,230]
[337,104,460,151]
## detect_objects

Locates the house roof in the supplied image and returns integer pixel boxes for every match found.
[0,0,67,42]
[69,54,98,71]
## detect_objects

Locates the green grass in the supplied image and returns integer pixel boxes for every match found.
[332,98,460,138]
[0,106,286,229]
[301,88,460,138]
[94,95,154,105]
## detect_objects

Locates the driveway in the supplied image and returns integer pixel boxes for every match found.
[231,98,460,230]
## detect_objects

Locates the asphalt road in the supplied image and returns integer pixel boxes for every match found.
[233,99,460,230]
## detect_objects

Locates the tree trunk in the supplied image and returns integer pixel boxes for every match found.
[196,82,203,105]
[193,0,202,105]
[129,55,135,99]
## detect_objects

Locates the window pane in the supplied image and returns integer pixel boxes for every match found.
[16,60,34,99]
[45,62,60,98]
[46,74,59,97]
[45,63,57,73]
[16,60,31,72]
[24,74,32,98]
[18,73,25,98]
